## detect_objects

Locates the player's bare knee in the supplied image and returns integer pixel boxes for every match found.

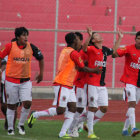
[57,107,65,115]
[100,106,108,113]
[88,107,97,112]
[77,107,84,113]
[7,104,16,110]
[67,102,76,113]
[128,101,136,108]
[23,101,32,109]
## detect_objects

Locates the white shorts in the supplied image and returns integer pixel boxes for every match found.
[74,84,87,108]
[87,85,108,108]
[5,80,32,104]
[123,84,140,104]
[53,85,76,107]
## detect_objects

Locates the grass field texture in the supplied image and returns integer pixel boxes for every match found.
[0,120,140,140]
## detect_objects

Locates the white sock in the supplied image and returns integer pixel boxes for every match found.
[33,107,57,119]
[68,112,80,133]
[123,117,130,131]
[93,110,105,125]
[18,107,30,126]
[79,112,87,123]
[87,111,94,136]
[59,111,75,137]
[7,108,15,130]
[127,108,135,130]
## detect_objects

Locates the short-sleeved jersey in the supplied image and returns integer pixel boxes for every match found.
[87,46,113,86]
[74,49,88,88]
[0,42,43,60]
[117,44,140,87]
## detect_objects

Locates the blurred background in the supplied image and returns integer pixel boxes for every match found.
[0,0,139,90]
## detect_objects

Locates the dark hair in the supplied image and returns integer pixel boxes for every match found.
[15,27,29,39]
[11,38,17,42]
[75,32,83,40]
[136,31,140,39]
[65,32,76,45]
[89,32,96,46]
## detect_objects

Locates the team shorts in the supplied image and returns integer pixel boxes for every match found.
[123,83,140,104]
[5,80,32,104]
[87,84,108,108]
[74,84,87,108]
[53,85,76,107]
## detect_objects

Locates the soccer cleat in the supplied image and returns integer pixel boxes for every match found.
[131,128,140,137]
[78,128,83,133]
[88,133,99,139]
[59,133,72,138]
[28,111,36,128]
[69,127,79,137]
[122,130,130,136]
[8,129,15,135]
[17,125,25,135]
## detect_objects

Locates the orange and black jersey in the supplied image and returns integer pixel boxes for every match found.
[0,42,43,60]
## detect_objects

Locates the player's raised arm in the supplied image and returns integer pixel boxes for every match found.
[82,27,92,52]
[112,29,124,58]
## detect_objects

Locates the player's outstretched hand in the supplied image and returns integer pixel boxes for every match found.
[87,27,92,36]
[36,73,43,83]
[118,28,124,39]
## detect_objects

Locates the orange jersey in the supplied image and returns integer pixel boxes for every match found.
[6,41,33,78]
[54,47,84,87]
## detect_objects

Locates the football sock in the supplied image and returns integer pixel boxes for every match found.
[93,110,105,125]
[33,107,57,118]
[59,111,74,137]
[127,108,135,130]
[87,111,94,136]
[7,108,15,130]
[18,107,30,126]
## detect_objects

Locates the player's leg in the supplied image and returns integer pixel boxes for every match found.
[68,87,86,136]
[5,80,19,135]
[87,85,99,138]
[18,81,32,135]
[124,84,140,137]
[59,88,76,138]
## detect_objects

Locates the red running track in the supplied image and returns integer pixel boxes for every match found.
[1,99,140,122]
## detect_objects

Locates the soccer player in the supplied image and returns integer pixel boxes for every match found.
[28,32,102,138]
[80,29,121,138]
[0,27,44,135]
[112,30,140,137]
[0,56,22,130]
[68,30,91,137]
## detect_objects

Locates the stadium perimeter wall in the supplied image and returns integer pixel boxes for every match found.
[32,87,123,100]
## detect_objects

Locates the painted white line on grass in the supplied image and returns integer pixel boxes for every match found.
[1,135,37,140]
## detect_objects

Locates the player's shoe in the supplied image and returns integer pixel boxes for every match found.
[69,127,79,137]
[59,133,72,138]
[17,125,25,135]
[28,111,36,128]
[88,133,99,139]
[131,128,140,137]
[77,122,83,133]
[8,129,15,135]
[122,130,130,136]
[78,128,83,133]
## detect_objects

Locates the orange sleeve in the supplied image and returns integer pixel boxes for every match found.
[0,43,12,58]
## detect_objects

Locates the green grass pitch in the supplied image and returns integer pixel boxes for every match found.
[0,120,140,140]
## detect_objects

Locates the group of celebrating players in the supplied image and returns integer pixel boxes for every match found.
[1,26,140,139]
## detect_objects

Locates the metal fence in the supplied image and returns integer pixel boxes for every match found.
[0,0,139,88]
